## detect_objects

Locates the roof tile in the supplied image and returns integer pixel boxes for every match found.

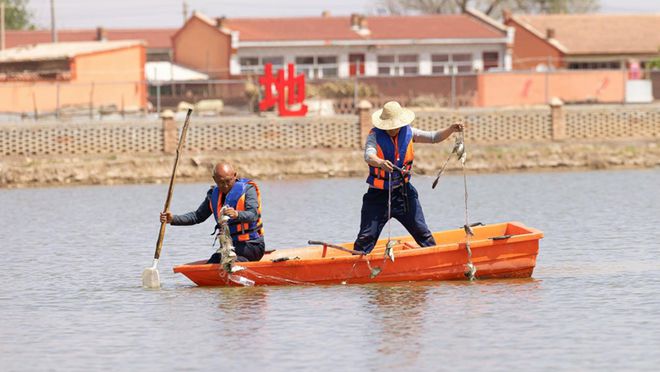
[515,13,660,55]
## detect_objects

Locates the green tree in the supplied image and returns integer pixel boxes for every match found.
[374,0,600,16]
[2,0,35,30]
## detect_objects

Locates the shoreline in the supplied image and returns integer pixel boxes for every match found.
[1,139,658,189]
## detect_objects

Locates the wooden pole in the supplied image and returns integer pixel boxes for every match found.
[32,91,38,121]
[142,109,193,288]
[1,2,6,51]
[50,0,57,43]
[89,82,94,119]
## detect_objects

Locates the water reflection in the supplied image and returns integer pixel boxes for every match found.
[365,283,431,365]
[215,287,269,318]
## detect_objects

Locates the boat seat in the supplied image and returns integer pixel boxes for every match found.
[403,242,419,250]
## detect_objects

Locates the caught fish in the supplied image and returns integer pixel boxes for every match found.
[459,149,467,165]
[220,244,237,273]
[453,135,467,164]
[464,263,477,280]
[385,240,396,262]
[217,206,237,273]
[452,136,464,155]
[370,267,382,278]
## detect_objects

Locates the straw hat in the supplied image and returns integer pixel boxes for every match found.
[371,101,415,130]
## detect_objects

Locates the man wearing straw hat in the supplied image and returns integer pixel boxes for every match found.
[353,101,463,253]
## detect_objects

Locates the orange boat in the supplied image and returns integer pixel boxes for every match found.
[173,221,543,287]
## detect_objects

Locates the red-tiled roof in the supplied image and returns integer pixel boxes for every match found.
[222,14,505,42]
[0,41,144,63]
[367,14,504,39]
[512,13,660,55]
[225,17,360,41]
[5,28,176,49]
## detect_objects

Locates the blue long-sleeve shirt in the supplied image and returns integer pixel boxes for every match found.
[171,184,259,226]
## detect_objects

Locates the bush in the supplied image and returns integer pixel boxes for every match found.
[307,81,378,99]
[409,94,446,108]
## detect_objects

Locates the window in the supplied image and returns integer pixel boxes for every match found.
[377,55,395,76]
[295,56,315,79]
[431,53,474,75]
[239,57,260,74]
[239,56,284,75]
[431,54,449,74]
[483,51,500,70]
[262,56,284,70]
[377,54,419,76]
[318,56,338,78]
[399,54,419,75]
[294,55,338,79]
[568,61,621,70]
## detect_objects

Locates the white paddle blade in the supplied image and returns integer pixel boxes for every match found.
[142,267,161,288]
[142,259,161,288]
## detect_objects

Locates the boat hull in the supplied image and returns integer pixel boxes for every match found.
[173,221,542,287]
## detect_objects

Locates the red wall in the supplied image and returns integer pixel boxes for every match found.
[477,70,625,107]
[172,17,232,79]
[506,19,564,70]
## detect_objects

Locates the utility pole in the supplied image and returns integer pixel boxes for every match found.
[182,1,188,24]
[1,2,5,51]
[50,0,57,43]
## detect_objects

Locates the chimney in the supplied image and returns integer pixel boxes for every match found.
[546,28,555,39]
[502,9,512,23]
[359,17,368,30]
[350,13,360,29]
[321,10,331,18]
[215,16,226,29]
[96,27,107,41]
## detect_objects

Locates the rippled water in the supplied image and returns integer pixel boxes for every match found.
[1,169,659,371]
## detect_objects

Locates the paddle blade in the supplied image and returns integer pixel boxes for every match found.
[142,266,161,288]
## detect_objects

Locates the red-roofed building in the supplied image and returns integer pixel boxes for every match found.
[172,10,513,79]
[504,13,660,70]
[0,41,147,114]
[4,28,176,61]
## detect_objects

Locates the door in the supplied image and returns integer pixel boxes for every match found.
[349,54,365,76]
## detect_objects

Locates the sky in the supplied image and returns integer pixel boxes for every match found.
[28,0,660,29]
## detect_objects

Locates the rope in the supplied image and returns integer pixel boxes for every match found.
[459,130,477,281]
[387,171,392,243]
[243,268,316,286]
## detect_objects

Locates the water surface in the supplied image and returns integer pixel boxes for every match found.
[1,169,659,371]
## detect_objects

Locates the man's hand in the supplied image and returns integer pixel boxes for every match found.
[451,122,465,133]
[160,211,173,224]
[223,207,239,219]
[379,159,394,173]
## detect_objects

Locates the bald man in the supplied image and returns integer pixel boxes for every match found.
[160,163,265,263]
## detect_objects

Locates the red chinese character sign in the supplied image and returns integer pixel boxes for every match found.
[258,63,308,117]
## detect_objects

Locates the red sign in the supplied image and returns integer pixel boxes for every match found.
[258,63,308,117]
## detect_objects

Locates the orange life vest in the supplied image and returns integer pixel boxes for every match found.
[209,178,264,243]
[366,125,414,189]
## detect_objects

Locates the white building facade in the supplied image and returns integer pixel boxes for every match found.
[222,10,513,80]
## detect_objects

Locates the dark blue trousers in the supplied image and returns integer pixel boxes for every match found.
[353,183,436,253]
[207,236,265,263]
